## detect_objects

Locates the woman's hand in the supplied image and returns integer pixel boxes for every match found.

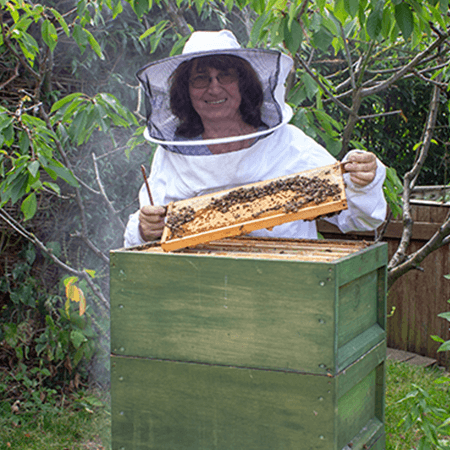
[343,151,378,187]
[138,205,166,241]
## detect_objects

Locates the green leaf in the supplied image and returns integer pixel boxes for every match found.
[47,162,79,187]
[131,0,150,18]
[395,3,414,40]
[84,29,104,60]
[344,0,359,17]
[249,12,270,47]
[49,8,70,36]
[43,181,61,195]
[4,173,29,205]
[21,193,37,221]
[51,92,85,113]
[170,35,190,56]
[437,341,450,352]
[333,0,348,22]
[301,72,319,100]
[437,312,450,321]
[17,33,39,64]
[366,8,382,40]
[111,0,123,18]
[284,18,303,55]
[311,25,334,52]
[41,19,58,52]
[72,24,88,53]
[251,0,266,14]
[439,0,449,13]
[18,130,30,155]
[70,330,87,349]
[28,160,40,178]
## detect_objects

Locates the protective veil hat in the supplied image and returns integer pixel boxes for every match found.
[136,30,294,149]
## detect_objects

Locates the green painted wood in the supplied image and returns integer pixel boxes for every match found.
[337,325,385,371]
[366,433,386,450]
[336,243,387,287]
[337,340,386,399]
[110,252,337,373]
[111,356,336,450]
[336,342,385,449]
[111,341,385,450]
[337,263,387,370]
[338,271,378,347]
[340,419,385,450]
[110,241,388,375]
[377,266,388,331]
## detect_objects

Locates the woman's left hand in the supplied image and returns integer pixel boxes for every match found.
[343,151,377,187]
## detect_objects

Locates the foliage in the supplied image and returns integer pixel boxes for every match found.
[396,379,450,450]
[0,243,101,415]
[386,360,450,450]
[393,274,450,450]
[0,388,110,449]
[431,275,450,353]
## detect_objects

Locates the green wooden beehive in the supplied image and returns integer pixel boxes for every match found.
[110,237,387,450]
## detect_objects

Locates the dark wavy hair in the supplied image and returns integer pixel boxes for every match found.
[169,54,265,138]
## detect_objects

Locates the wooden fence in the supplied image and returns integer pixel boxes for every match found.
[318,202,450,367]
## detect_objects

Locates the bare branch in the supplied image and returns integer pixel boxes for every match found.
[0,208,110,310]
[388,78,443,273]
[359,110,403,121]
[411,69,448,90]
[361,28,450,97]
[339,23,356,90]
[0,60,20,90]
[39,105,110,263]
[295,55,353,115]
[388,214,450,289]
[164,0,191,37]
[92,153,125,229]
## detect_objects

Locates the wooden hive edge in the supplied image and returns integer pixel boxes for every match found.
[161,163,347,252]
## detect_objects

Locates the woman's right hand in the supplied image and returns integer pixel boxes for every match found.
[138,205,166,241]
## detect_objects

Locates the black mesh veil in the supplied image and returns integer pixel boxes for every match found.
[136,43,293,150]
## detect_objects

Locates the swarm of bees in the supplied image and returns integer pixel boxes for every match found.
[165,174,342,239]
[165,205,195,237]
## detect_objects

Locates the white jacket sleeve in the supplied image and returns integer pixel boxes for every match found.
[123,209,146,248]
[327,150,387,233]
[123,182,154,248]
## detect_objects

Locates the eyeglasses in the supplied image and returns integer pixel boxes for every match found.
[189,71,238,89]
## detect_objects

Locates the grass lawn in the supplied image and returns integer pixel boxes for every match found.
[0,360,448,450]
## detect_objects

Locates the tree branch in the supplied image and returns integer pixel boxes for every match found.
[361,28,450,97]
[295,55,353,115]
[0,208,110,311]
[164,0,191,36]
[388,213,450,289]
[388,77,443,277]
[39,105,110,264]
[92,153,125,229]
[340,23,356,90]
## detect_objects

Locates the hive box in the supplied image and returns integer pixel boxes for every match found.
[110,237,387,450]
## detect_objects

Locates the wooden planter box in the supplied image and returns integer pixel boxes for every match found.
[110,237,388,450]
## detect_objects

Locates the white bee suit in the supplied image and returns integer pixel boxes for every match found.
[123,125,386,247]
[124,30,386,248]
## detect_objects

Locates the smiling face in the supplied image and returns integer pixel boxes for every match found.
[188,63,242,128]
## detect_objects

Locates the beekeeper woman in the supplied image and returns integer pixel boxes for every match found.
[124,30,386,247]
